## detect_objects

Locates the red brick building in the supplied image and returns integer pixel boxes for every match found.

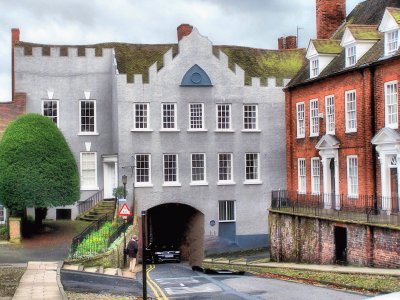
[270,0,400,268]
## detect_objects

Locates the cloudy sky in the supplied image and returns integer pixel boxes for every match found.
[0,0,362,101]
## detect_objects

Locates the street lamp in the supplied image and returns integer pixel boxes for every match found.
[122,174,128,267]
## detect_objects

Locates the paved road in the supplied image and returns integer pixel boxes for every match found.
[142,263,370,300]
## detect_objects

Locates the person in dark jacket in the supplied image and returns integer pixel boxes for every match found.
[127,235,138,272]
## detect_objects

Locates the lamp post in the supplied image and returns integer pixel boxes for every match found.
[122,175,127,267]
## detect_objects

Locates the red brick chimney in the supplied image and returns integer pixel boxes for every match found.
[11,28,20,100]
[278,36,297,50]
[177,24,193,41]
[316,0,346,39]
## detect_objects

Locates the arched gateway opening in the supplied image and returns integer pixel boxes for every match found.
[146,203,204,266]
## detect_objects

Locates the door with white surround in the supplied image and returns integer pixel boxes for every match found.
[103,156,118,199]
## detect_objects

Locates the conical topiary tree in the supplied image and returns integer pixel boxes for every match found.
[0,113,80,225]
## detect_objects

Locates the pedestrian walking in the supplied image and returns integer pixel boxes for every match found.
[126,235,138,272]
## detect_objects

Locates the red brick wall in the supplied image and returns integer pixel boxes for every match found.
[270,212,400,268]
[278,36,297,50]
[177,24,193,41]
[285,69,375,197]
[0,93,26,135]
[316,0,346,39]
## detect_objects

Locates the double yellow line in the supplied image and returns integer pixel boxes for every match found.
[146,264,168,300]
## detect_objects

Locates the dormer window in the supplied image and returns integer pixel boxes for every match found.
[311,59,319,78]
[346,45,356,67]
[386,30,399,55]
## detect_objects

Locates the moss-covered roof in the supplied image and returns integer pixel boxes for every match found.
[16,41,305,85]
[347,25,381,40]
[387,7,400,23]
[311,40,342,54]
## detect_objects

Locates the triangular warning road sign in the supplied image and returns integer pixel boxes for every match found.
[118,203,132,216]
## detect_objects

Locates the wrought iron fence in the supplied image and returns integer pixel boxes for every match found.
[69,215,133,258]
[271,190,400,226]
[77,189,104,215]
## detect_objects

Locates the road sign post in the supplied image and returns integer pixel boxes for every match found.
[118,204,132,268]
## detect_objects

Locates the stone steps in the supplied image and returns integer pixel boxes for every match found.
[62,263,131,278]
[77,199,116,221]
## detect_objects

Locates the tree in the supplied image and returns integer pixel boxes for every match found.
[0,114,80,226]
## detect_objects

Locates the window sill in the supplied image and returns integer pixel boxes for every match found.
[187,129,208,132]
[135,183,154,188]
[190,182,208,186]
[345,129,357,134]
[81,186,100,191]
[296,136,305,139]
[131,129,153,132]
[78,132,99,136]
[241,129,261,133]
[326,131,335,135]
[217,181,236,186]
[162,183,182,187]
[243,180,262,185]
[218,220,236,223]
[214,130,235,133]
[347,194,359,199]
[310,134,319,138]
[159,129,180,132]
[385,124,399,130]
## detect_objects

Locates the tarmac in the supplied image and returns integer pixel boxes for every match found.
[8,259,400,299]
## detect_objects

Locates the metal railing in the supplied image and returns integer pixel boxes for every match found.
[271,190,400,226]
[77,189,104,215]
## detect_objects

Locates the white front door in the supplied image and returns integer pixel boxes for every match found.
[103,156,118,199]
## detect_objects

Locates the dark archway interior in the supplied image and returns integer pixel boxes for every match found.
[147,203,204,264]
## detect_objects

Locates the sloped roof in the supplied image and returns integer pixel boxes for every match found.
[311,40,342,54]
[347,25,381,40]
[16,41,305,85]
[387,7,400,23]
[287,0,400,88]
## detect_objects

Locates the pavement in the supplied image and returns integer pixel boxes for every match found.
[12,261,66,300]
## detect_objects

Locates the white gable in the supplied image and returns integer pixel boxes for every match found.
[371,127,400,145]
[316,134,340,150]
[306,41,318,59]
[340,28,356,47]
[379,9,400,32]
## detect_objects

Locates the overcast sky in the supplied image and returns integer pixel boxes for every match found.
[0,0,362,101]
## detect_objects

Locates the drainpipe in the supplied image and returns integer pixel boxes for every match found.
[370,66,378,209]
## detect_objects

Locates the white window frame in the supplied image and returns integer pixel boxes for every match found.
[345,90,357,133]
[385,80,398,129]
[191,153,207,185]
[386,30,399,56]
[347,156,358,197]
[163,154,180,186]
[218,200,236,222]
[218,153,234,184]
[133,103,151,131]
[311,158,320,195]
[216,104,232,131]
[244,153,261,184]
[296,102,305,138]
[346,45,357,67]
[311,58,319,78]
[188,103,205,131]
[243,104,259,131]
[80,152,98,190]
[161,103,178,130]
[135,154,152,187]
[42,99,59,127]
[298,158,306,194]
[79,100,97,134]
[309,99,319,137]
[325,95,335,134]
[0,205,6,225]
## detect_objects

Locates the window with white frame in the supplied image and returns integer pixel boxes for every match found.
[219,200,235,221]
[134,103,150,130]
[311,158,320,194]
[216,104,231,130]
[135,154,151,184]
[311,58,319,78]
[346,45,357,67]
[310,99,319,136]
[296,102,305,138]
[162,103,177,129]
[163,154,178,184]
[218,153,233,182]
[347,156,358,197]
[386,30,399,55]
[0,205,5,224]
[345,90,357,132]
[80,100,96,133]
[189,103,204,130]
[191,153,206,183]
[385,81,398,128]
[245,153,260,182]
[325,95,335,134]
[243,104,258,130]
[42,100,59,126]
[80,152,97,189]
[298,158,306,194]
